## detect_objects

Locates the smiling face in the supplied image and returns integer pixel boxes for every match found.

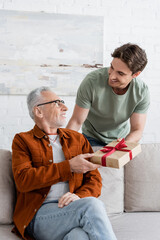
[34,91,68,133]
[108,58,140,94]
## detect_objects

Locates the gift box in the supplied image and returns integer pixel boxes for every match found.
[90,138,141,168]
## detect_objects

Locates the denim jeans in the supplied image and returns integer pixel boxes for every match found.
[83,134,106,147]
[26,197,117,240]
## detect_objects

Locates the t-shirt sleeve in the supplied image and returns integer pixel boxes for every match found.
[134,86,150,114]
[76,73,93,109]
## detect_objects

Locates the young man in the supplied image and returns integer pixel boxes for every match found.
[67,43,150,146]
[12,86,117,240]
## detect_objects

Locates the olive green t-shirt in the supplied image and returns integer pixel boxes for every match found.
[76,67,150,144]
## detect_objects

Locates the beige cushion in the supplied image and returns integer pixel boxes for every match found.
[109,212,160,240]
[125,143,160,212]
[0,150,16,224]
[92,146,124,214]
[0,225,18,239]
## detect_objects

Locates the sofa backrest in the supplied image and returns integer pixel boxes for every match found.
[92,146,124,214]
[93,143,160,214]
[0,149,16,224]
[124,143,160,212]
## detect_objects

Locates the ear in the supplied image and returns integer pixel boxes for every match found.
[132,71,141,78]
[34,106,43,119]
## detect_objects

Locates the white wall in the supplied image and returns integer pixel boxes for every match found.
[1,0,160,150]
[0,94,75,150]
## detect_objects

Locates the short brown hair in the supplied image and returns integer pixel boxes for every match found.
[111,43,148,74]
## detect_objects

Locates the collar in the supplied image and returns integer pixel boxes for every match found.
[33,125,46,139]
[57,128,70,139]
[33,125,70,139]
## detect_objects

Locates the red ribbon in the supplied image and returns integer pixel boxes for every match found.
[100,138,132,166]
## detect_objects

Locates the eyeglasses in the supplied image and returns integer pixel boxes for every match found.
[37,99,65,107]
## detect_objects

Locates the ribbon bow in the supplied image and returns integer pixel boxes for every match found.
[100,138,132,166]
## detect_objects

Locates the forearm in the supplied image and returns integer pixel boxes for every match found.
[12,136,72,193]
[66,118,81,131]
[66,104,89,131]
[74,138,102,198]
[13,159,72,193]
[74,169,102,198]
[126,112,147,142]
[125,129,143,142]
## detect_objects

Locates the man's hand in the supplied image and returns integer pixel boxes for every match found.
[69,153,101,173]
[58,192,80,208]
[117,138,122,142]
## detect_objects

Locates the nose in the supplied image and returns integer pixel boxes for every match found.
[109,70,116,79]
[61,103,68,111]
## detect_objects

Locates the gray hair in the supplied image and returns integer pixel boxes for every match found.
[27,86,52,120]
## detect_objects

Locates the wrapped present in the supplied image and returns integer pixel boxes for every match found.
[90,138,141,168]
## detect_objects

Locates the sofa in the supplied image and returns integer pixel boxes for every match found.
[0,143,160,240]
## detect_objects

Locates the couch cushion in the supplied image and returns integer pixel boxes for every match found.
[109,212,160,240]
[0,150,16,224]
[92,146,124,214]
[0,225,18,240]
[125,143,160,211]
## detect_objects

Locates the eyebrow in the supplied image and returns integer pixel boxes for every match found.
[110,63,127,76]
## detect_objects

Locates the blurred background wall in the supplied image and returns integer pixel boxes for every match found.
[0,0,160,150]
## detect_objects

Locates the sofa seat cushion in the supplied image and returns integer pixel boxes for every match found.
[109,212,160,240]
[0,225,18,240]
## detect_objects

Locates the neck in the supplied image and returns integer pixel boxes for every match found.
[112,84,130,95]
[36,122,58,135]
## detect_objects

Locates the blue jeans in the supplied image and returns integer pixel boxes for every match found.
[27,197,117,240]
[83,134,105,147]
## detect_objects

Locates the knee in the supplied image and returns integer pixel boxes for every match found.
[83,197,106,213]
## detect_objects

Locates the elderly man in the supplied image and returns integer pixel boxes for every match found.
[67,43,150,146]
[12,86,117,240]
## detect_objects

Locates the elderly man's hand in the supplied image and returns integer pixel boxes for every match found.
[69,153,101,173]
[58,192,80,208]
[117,138,122,142]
